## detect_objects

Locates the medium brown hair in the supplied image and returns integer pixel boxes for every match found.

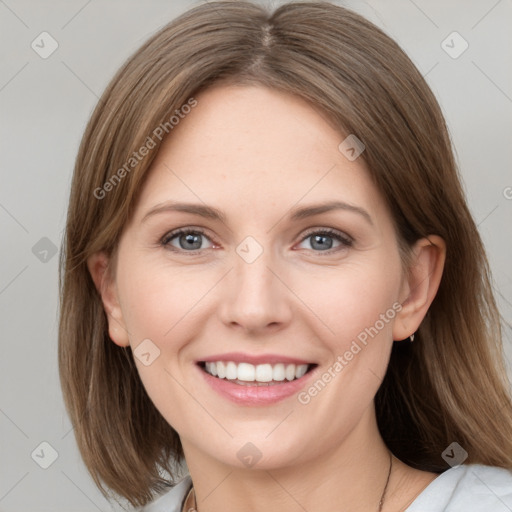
[58,0,512,507]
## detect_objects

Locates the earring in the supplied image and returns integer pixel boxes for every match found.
[409,333,415,342]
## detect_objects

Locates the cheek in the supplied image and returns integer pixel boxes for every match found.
[120,280,175,343]
[116,264,204,429]
[118,260,204,343]
[295,255,402,355]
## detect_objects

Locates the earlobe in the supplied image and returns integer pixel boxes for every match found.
[86,251,130,347]
[393,235,446,341]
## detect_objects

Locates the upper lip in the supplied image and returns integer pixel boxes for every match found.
[198,352,315,365]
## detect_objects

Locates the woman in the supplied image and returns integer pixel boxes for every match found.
[58,1,512,511]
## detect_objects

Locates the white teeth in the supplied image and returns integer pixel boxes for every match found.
[256,364,273,382]
[273,363,285,381]
[205,362,217,376]
[226,361,237,380]
[217,361,226,379]
[203,361,311,382]
[285,364,295,381]
[295,364,308,379]
[237,362,255,381]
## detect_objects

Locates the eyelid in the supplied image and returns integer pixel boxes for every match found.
[299,226,353,244]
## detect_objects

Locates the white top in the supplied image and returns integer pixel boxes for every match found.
[139,464,512,511]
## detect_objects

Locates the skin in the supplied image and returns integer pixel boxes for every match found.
[88,84,446,511]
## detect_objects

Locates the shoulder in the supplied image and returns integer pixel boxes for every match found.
[137,474,192,512]
[135,466,512,511]
[406,464,512,511]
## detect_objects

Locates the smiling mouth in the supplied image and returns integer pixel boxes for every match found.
[198,361,317,386]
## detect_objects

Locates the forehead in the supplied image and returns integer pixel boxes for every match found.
[130,84,388,227]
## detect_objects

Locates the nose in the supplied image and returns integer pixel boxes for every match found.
[217,248,293,334]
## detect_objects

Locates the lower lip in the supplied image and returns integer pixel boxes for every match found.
[197,364,317,406]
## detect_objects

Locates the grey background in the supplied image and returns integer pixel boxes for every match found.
[1,0,511,510]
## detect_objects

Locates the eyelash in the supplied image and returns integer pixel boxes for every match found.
[160,227,353,255]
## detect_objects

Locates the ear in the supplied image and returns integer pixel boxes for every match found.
[393,235,446,341]
[87,251,130,347]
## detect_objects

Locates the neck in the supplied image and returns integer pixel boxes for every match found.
[181,406,398,512]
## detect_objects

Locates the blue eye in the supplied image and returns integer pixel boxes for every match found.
[161,228,213,252]
[160,227,353,254]
[298,229,353,253]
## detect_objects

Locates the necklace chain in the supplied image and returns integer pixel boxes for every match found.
[378,451,393,512]
[183,451,393,512]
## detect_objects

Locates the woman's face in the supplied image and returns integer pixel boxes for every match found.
[98,84,415,469]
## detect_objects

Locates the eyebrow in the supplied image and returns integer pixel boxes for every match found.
[141,200,373,226]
